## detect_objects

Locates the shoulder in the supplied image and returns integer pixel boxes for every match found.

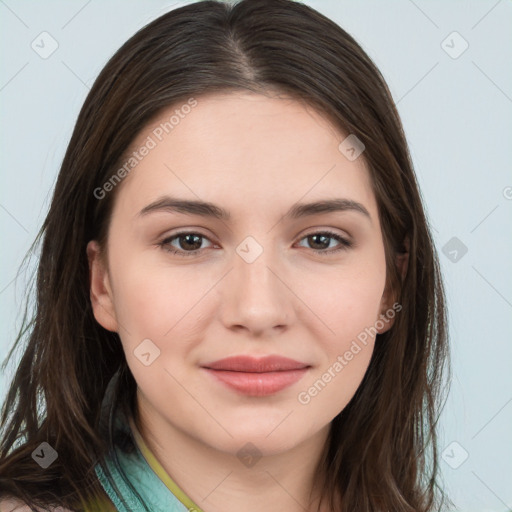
[0,498,73,512]
[0,499,29,512]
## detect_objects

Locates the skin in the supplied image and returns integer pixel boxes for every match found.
[87,91,407,512]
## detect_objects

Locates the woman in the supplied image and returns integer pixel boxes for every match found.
[0,0,450,510]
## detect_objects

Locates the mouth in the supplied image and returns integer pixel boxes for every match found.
[200,355,311,397]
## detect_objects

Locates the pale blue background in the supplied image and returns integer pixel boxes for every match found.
[1,1,511,510]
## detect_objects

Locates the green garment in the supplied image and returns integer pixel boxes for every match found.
[90,370,204,512]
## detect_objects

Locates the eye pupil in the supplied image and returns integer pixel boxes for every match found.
[180,234,202,250]
[309,234,330,250]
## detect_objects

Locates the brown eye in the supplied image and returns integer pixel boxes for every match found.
[159,232,213,257]
[296,231,352,255]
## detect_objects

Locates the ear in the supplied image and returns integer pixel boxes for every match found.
[376,236,409,334]
[86,240,118,332]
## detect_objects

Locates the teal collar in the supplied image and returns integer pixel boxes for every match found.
[93,371,193,512]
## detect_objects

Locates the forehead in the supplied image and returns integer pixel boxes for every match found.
[112,91,377,222]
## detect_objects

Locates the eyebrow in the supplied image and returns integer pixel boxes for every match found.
[137,195,371,223]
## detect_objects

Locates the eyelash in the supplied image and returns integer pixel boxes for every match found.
[158,230,353,257]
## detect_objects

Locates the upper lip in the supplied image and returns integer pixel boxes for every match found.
[201,355,310,373]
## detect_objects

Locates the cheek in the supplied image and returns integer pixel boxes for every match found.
[297,276,382,415]
[297,262,386,342]
[110,252,213,366]
[304,344,374,417]
[295,260,384,408]
[110,259,204,394]
[111,248,200,329]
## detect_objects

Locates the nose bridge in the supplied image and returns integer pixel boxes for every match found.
[235,235,282,302]
[220,235,292,331]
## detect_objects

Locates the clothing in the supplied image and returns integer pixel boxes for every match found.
[89,371,204,512]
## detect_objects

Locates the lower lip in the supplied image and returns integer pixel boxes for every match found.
[202,368,309,397]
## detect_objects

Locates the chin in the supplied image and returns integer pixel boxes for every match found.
[202,423,309,457]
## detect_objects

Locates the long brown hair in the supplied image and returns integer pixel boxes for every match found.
[0,0,450,510]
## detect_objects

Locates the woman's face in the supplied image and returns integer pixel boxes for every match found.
[88,91,397,456]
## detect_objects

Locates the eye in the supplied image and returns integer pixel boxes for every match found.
[158,230,353,258]
[159,231,214,257]
[295,230,353,256]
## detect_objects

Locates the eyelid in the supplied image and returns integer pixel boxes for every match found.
[159,226,351,242]
[300,226,352,240]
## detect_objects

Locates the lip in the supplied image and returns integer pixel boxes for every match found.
[201,355,310,397]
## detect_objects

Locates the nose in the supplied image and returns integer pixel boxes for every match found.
[218,243,295,337]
